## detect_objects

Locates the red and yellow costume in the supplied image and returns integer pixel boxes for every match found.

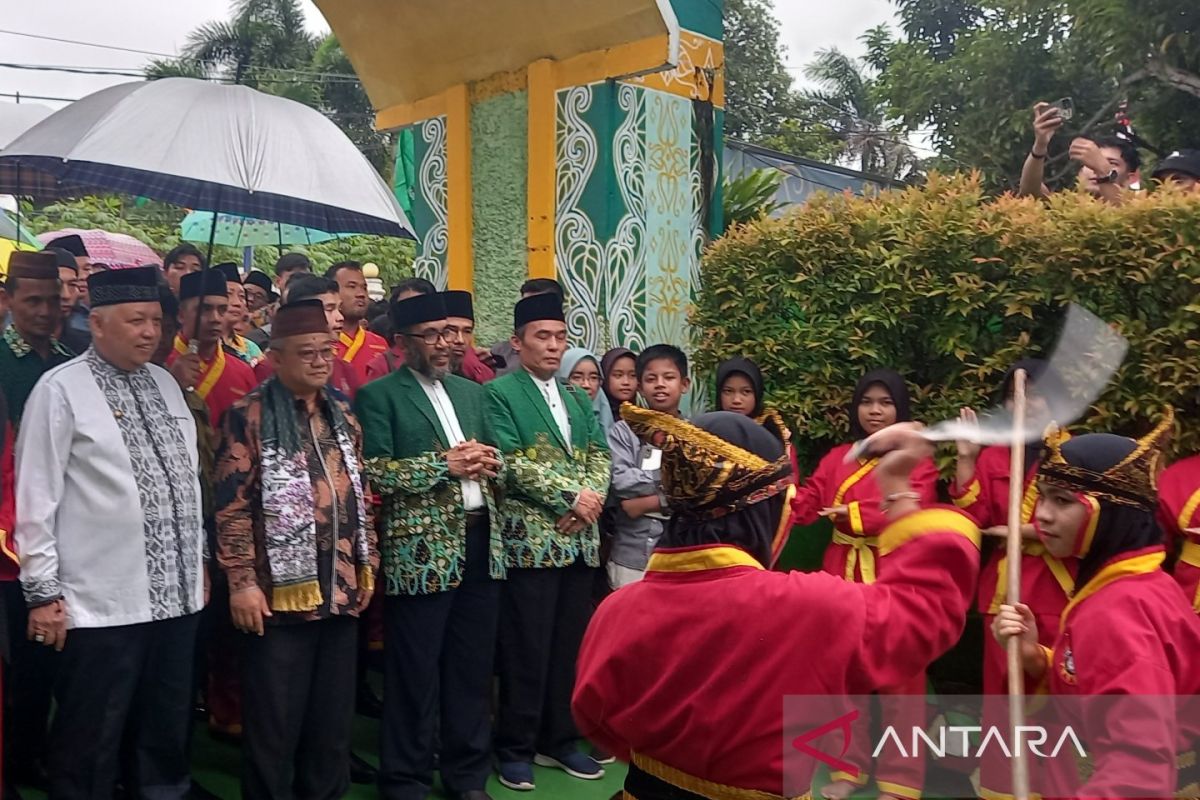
[573,406,981,800]
[791,444,939,582]
[168,336,258,424]
[336,324,389,388]
[0,419,17,789]
[575,510,981,799]
[789,443,939,797]
[950,445,1076,799]
[1038,547,1200,799]
[1155,454,1200,613]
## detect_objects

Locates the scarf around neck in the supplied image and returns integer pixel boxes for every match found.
[259,376,371,612]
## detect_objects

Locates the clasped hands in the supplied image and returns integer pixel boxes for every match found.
[445,440,502,481]
[557,488,604,535]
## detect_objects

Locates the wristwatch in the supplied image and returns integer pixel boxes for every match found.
[1095,168,1120,185]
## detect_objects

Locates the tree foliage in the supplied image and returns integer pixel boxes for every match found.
[20,196,416,289]
[694,174,1200,468]
[722,0,801,142]
[799,47,920,179]
[142,0,392,174]
[870,0,1200,192]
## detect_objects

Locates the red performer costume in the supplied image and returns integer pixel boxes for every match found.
[574,409,981,800]
[1155,454,1200,613]
[789,369,938,799]
[998,413,1200,799]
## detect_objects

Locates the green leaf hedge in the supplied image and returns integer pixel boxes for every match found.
[693,173,1200,469]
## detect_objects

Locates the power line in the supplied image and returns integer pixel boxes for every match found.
[0,91,77,103]
[0,61,363,88]
[0,28,364,84]
[0,28,176,58]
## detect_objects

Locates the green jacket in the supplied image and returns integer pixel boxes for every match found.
[355,368,507,595]
[484,369,611,569]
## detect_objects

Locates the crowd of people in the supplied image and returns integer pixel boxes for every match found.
[0,127,1198,800]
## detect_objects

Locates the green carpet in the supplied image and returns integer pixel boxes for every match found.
[18,715,627,799]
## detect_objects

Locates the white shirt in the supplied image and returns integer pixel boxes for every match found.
[15,352,205,629]
[528,371,572,453]
[413,370,486,511]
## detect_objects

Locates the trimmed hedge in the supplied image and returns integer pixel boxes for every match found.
[693,173,1200,469]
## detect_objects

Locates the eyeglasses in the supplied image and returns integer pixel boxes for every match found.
[405,327,461,345]
[292,346,337,363]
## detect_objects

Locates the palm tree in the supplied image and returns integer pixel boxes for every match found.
[801,48,918,178]
[145,0,316,89]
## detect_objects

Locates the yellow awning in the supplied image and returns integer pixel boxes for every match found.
[314,0,680,113]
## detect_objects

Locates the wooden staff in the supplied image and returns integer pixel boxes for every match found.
[1006,368,1030,800]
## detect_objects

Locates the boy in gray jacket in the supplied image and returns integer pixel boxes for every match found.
[605,345,691,589]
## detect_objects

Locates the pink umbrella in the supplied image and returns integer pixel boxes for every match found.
[37,228,161,269]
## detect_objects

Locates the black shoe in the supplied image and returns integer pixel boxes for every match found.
[355,685,384,719]
[350,752,377,785]
[452,792,493,800]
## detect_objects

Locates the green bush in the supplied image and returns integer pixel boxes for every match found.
[18,196,416,288]
[693,173,1200,469]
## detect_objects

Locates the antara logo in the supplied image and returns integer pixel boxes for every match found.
[791,710,861,778]
[871,725,1087,760]
[790,710,1087,773]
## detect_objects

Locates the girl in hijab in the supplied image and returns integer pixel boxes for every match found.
[788,367,939,800]
[716,357,764,418]
[558,348,615,433]
[951,359,1079,800]
[716,357,793,449]
[600,348,638,431]
[995,412,1200,800]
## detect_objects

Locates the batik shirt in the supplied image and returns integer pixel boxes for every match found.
[215,389,378,623]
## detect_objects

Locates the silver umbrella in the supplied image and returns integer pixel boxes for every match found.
[0,78,413,239]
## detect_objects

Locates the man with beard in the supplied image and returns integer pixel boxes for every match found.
[327,262,389,387]
[356,293,505,800]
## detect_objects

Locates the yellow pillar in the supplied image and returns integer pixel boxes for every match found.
[446,84,474,291]
[526,58,558,279]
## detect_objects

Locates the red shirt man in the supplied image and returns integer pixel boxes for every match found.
[167,270,257,424]
[326,261,387,386]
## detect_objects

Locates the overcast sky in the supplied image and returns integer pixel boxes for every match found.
[1,0,897,112]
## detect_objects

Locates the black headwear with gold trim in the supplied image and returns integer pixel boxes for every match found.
[623,406,794,566]
[1037,409,1171,588]
[1038,408,1173,512]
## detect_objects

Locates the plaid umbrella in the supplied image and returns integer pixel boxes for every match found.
[0,79,414,239]
[36,228,160,269]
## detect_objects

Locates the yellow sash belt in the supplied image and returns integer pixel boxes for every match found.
[831,530,881,584]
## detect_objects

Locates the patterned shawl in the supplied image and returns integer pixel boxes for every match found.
[259,376,370,612]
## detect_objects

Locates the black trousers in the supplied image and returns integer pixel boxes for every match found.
[241,615,358,800]
[495,558,597,763]
[3,580,58,775]
[49,613,201,800]
[379,514,501,799]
